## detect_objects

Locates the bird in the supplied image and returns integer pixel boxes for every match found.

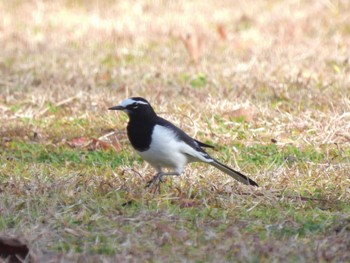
[109,97,258,187]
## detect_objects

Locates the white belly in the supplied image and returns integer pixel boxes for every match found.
[138,125,188,173]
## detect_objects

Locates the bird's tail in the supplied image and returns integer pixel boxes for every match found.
[210,160,258,187]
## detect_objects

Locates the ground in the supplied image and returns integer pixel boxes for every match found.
[0,0,350,262]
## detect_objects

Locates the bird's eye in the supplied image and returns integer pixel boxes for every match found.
[132,105,139,109]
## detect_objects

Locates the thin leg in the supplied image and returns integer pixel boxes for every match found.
[145,171,180,188]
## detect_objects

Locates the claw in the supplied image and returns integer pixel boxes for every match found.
[145,172,163,188]
[145,178,155,188]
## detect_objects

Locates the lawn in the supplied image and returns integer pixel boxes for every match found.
[0,0,350,262]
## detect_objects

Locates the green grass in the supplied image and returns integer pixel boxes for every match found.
[2,140,330,168]
[3,141,135,168]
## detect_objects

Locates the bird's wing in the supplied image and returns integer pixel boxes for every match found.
[194,139,215,149]
[156,117,212,161]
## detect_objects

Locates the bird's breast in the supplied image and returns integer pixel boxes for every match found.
[127,121,153,151]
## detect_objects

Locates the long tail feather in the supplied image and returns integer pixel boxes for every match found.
[210,160,258,187]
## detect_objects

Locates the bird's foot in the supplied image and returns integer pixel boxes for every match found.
[145,172,164,188]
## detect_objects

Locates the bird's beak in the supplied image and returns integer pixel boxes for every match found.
[108,105,124,111]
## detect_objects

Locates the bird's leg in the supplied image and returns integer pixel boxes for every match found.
[145,171,180,188]
[146,172,163,188]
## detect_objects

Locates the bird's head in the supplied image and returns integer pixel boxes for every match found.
[109,97,156,118]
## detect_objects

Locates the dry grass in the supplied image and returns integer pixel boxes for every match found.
[1,0,350,262]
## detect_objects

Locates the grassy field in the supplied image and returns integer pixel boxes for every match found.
[1,0,350,261]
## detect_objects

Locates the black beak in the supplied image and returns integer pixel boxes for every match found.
[108,105,124,111]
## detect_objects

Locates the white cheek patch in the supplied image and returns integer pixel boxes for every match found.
[120,98,149,107]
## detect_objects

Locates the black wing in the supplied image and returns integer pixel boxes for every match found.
[194,139,215,149]
[156,117,211,154]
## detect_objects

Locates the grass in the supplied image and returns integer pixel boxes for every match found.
[1,0,350,261]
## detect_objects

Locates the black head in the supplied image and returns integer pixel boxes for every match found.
[109,97,156,119]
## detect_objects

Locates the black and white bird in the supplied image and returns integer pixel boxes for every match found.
[109,97,258,187]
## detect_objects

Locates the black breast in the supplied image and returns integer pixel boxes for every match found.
[127,121,153,152]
